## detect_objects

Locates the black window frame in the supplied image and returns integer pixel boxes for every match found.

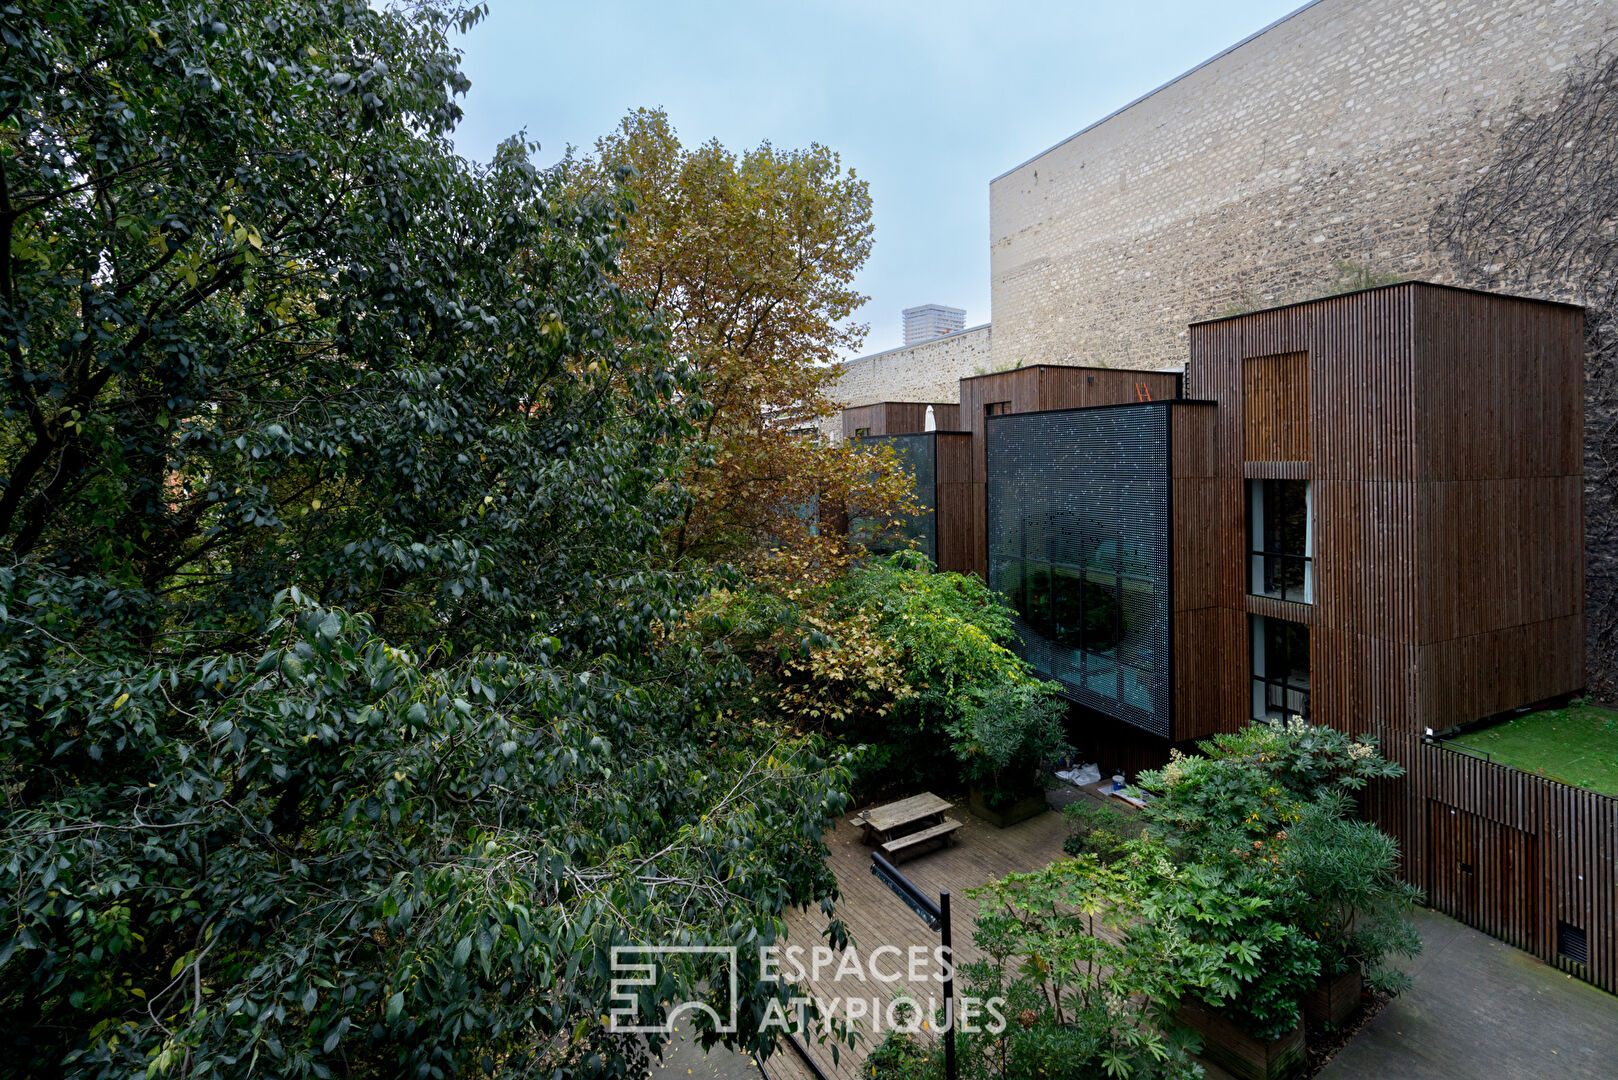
[1247,478,1313,604]
[1251,615,1311,721]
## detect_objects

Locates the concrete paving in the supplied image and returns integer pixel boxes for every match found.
[1320,907,1618,1080]
[644,1026,815,1080]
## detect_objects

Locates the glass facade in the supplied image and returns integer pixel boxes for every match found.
[851,433,937,562]
[986,405,1172,737]
[1247,479,1312,603]
[1251,615,1310,720]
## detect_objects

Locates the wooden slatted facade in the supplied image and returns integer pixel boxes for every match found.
[839,401,960,440]
[837,282,1609,990]
[1186,283,1605,989]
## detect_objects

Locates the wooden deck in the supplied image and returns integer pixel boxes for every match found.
[777,799,1070,1080]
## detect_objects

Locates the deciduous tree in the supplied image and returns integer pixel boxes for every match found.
[0,5,848,1077]
[574,108,914,582]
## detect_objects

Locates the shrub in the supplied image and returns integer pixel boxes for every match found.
[1135,721,1421,1011]
[1187,718,1404,800]
[864,1028,942,1080]
[1061,801,1134,863]
[1280,792,1423,990]
[963,855,1203,1080]
[948,681,1070,805]
[1127,855,1320,1043]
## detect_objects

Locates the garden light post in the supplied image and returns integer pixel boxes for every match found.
[870,852,957,1080]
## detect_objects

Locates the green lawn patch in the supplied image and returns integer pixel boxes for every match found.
[1447,702,1618,797]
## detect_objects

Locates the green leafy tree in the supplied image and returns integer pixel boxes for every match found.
[0,3,849,1077]
[947,681,1070,806]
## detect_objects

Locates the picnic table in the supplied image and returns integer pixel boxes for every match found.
[853,793,962,862]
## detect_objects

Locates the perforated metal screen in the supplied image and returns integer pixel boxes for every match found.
[986,405,1173,737]
[852,433,937,562]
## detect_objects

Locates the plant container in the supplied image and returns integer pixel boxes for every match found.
[1303,964,1362,1028]
[1176,998,1306,1080]
[967,789,1047,828]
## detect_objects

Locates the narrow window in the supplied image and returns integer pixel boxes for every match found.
[1248,479,1312,603]
[1252,616,1310,721]
[853,426,872,438]
[985,401,1012,417]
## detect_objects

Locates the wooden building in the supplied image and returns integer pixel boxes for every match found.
[838,281,1613,991]
[840,401,960,440]
[1184,283,1604,991]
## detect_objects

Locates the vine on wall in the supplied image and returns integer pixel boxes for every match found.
[1433,47,1618,698]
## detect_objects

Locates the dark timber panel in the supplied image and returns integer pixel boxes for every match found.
[1190,282,1600,991]
[1243,351,1309,462]
[840,401,959,440]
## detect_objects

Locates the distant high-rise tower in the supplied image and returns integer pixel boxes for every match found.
[902,304,966,346]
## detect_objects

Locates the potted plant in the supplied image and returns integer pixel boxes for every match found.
[949,680,1068,827]
[1281,792,1422,1026]
[1129,859,1318,1080]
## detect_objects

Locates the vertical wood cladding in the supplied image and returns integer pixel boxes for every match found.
[1170,403,1240,741]
[1185,282,1585,739]
[1190,281,1603,990]
[1362,731,1618,992]
[1243,351,1310,461]
[839,401,961,440]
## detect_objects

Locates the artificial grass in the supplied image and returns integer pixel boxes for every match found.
[1447,702,1618,798]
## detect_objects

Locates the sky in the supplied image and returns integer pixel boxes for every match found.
[450,0,1309,357]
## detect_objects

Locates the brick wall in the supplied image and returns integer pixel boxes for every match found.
[989,0,1617,370]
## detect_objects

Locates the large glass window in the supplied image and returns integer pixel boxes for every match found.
[985,405,1172,737]
[1251,616,1310,721]
[1247,479,1312,603]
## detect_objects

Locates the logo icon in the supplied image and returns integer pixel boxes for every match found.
[608,945,739,1035]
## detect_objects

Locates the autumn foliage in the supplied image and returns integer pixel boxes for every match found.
[574,108,915,582]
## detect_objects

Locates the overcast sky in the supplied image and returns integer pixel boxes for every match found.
[450,0,1308,356]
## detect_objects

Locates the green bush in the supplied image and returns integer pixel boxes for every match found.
[948,681,1070,805]
[1061,801,1134,863]
[1133,720,1421,1018]
[1281,793,1423,990]
[963,855,1203,1080]
[863,1029,942,1080]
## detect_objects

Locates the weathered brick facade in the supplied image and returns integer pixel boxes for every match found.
[989,0,1617,370]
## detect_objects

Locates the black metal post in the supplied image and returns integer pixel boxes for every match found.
[869,854,956,1080]
[940,889,956,1080]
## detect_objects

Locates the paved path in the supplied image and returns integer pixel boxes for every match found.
[1320,907,1618,1080]
[645,1028,815,1080]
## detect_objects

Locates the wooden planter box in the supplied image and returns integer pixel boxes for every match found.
[967,789,1047,828]
[1177,998,1306,1080]
[1303,965,1362,1029]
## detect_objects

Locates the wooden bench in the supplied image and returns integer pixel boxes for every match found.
[855,792,953,845]
[879,817,963,862]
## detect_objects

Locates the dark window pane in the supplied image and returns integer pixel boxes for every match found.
[1264,480,1308,556]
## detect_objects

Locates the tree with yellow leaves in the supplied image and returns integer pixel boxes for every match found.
[573,108,915,582]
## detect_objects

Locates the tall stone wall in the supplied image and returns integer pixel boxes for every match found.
[822,324,992,439]
[989,0,1618,370]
